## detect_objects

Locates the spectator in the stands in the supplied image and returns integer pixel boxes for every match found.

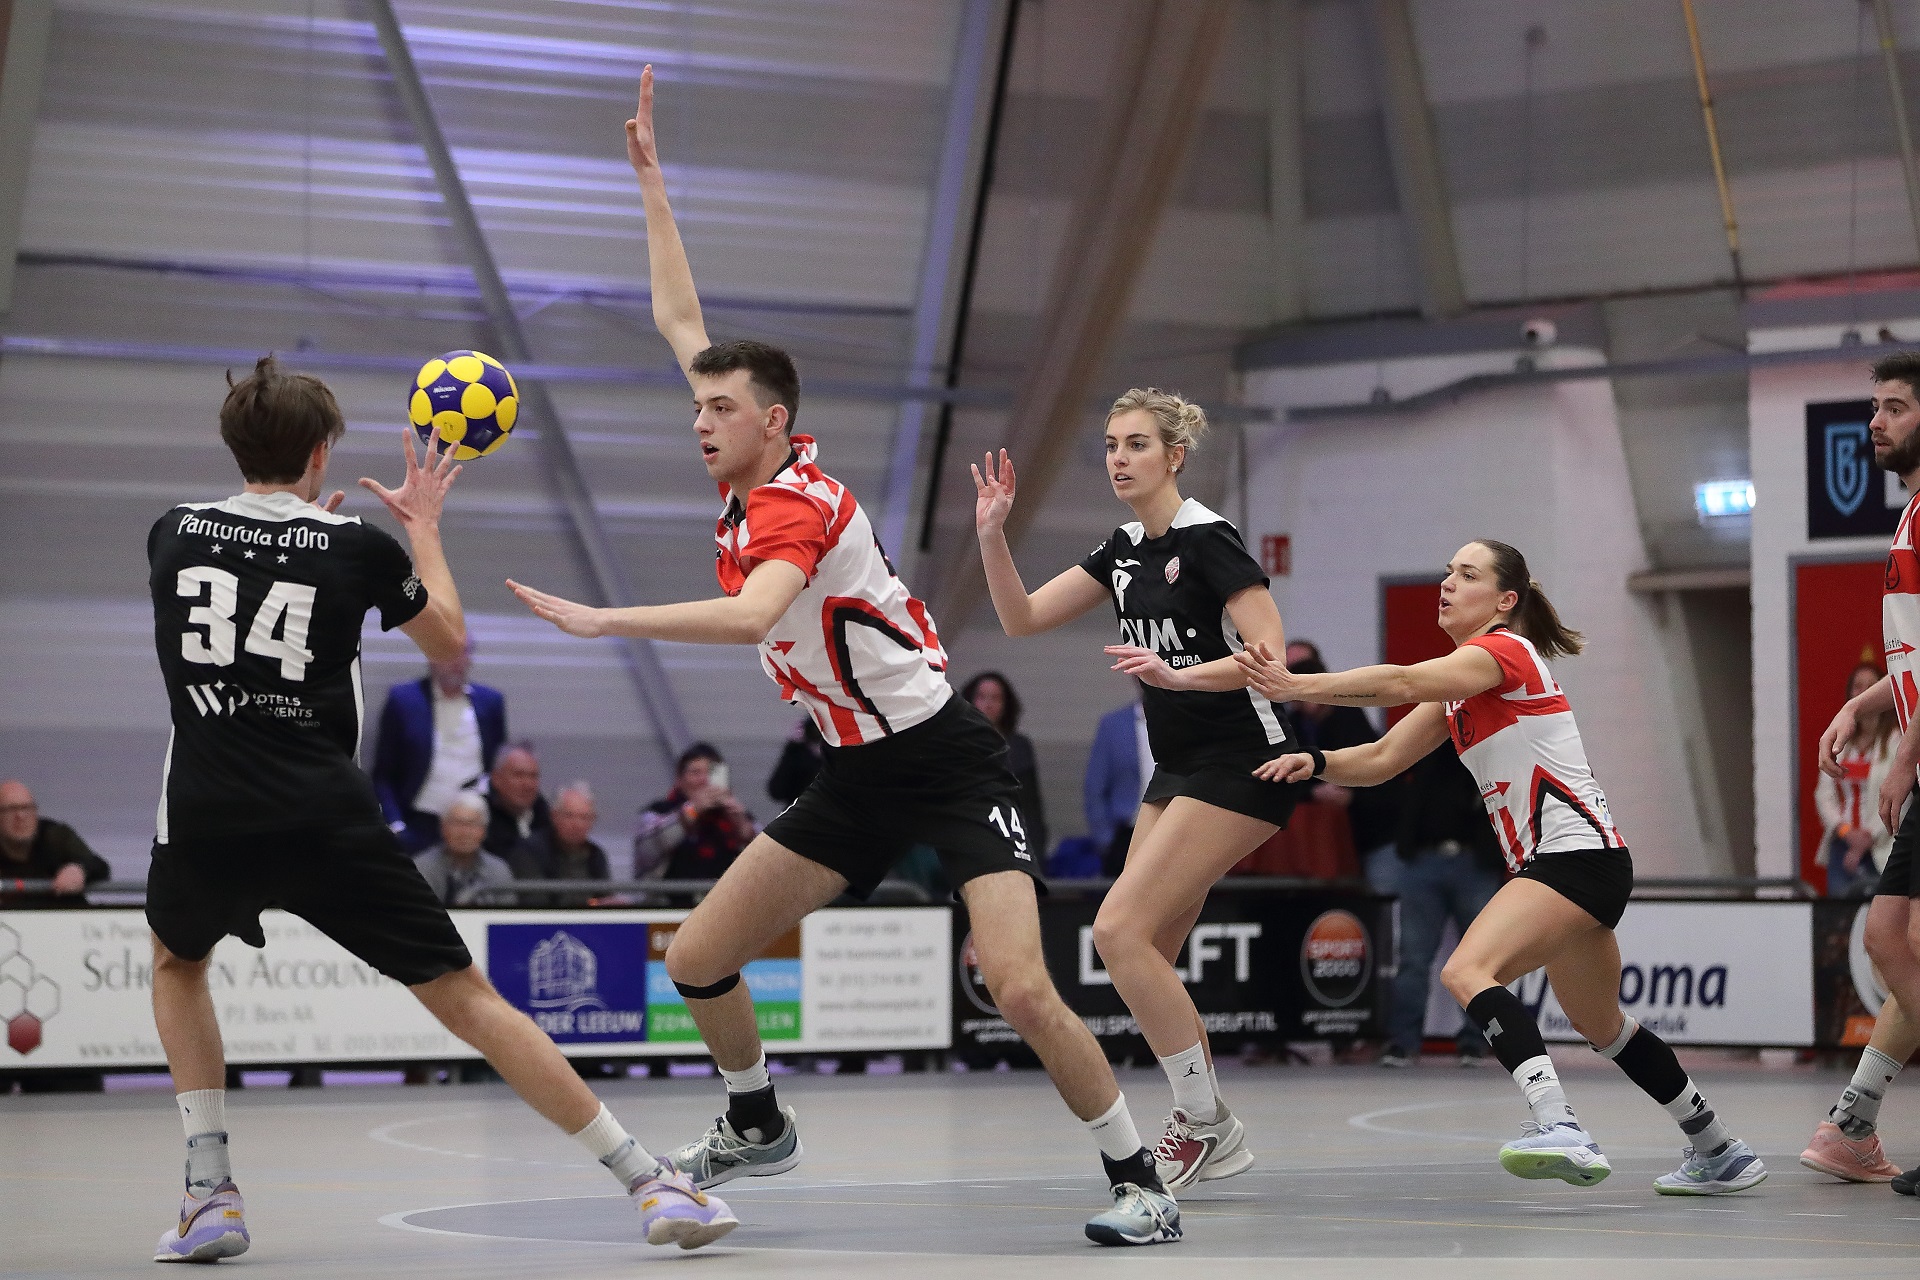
[634,743,755,881]
[1085,686,1151,877]
[962,671,1049,859]
[412,793,515,906]
[0,780,110,908]
[766,716,826,805]
[1817,661,1897,898]
[371,636,508,852]
[511,782,611,884]
[484,743,552,858]
[1286,640,1402,879]
[1379,741,1505,1067]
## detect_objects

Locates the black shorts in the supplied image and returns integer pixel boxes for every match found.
[763,696,1039,899]
[1880,800,1920,897]
[147,824,473,987]
[1517,847,1635,929]
[1142,754,1302,829]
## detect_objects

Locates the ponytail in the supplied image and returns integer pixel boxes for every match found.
[1472,539,1584,659]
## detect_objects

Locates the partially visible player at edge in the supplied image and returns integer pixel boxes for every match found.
[505,65,1179,1247]
[1238,541,1767,1196]
[971,392,1301,1192]
[144,357,733,1263]
[1801,350,1920,1194]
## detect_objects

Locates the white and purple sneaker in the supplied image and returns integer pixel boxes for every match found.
[153,1180,250,1263]
[631,1164,739,1250]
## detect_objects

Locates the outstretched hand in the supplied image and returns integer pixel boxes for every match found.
[508,579,607,639]
[626,64,662,179]
[1106,644,1184,689]
[972,450,1017,535]
[1233,642,1299,702]
[359,426,460,533]
[1253,753,1317,783]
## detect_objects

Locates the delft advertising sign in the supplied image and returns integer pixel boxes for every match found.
[1807,400,1905,540]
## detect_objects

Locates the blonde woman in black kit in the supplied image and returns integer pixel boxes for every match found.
[974,387,1302,1191]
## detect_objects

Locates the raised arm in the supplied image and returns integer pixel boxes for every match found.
[508,558,807,647]
[1236,641,1502,708]
[1254,702,1452,787]
[627,65,709,374]
[362,427,466,662]
[973,450,1108,635]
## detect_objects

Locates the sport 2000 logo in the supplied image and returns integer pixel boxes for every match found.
[1299,910,1371,1008]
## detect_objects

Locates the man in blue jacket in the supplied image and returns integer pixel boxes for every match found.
[371,637,508,852]
[1084,690,1151,876]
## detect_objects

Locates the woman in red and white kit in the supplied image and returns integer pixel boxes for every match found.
[1239,539,1767,1196]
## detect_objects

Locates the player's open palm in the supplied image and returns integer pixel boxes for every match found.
[507,580,606,639]
[360,426,460,533]
[973,450,1017,535]
[626,65,663,178]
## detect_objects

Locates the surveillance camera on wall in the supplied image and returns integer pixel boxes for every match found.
[1522,317,1557,348]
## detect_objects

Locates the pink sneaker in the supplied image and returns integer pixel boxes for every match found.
[1799,1121,1901,1182]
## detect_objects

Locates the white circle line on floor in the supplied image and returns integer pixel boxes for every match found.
[1345,1097,1677,1157]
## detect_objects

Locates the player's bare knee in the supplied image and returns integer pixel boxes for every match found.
[1090,910,1147,966]
[1867,912,1914,972]
[1439,955,1486,1004]
[987,971,1061,1033]
[663,932,729,990]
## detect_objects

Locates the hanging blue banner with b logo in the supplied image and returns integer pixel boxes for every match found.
[1808,400,1904,540]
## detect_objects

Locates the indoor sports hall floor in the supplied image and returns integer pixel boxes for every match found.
[9,1052,1920,1278]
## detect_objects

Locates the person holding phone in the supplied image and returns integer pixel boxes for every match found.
[635,743,757,881]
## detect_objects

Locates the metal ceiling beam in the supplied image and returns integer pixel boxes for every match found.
[1362,0,1466,319]
[0,0,53,313]
[364,0,692,766]
[1267,0,1307,324]
[928,0,1233,631]
[1871,0,1920,264]
[877,0,1016,567]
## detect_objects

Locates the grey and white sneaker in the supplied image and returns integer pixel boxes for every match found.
[665,1106,802,1189]
[1654,1139,1767,1195]
[1085,1181,1181,1247]
[1497,1121,1611,1186]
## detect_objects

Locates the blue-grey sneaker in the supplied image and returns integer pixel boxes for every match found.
[666,1106,802,1189]
[1498,1121,1611,1186]
[1085,1181,1181,1247]
[1654,1139,1767,1195]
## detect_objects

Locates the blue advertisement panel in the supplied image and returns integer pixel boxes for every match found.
[488,922,649,1042]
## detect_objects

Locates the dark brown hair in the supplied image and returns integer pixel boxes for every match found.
[1870,350,1920,396]
[1470,539,1584,659]
[960,670,1023,734]
[218,354,345,483]
[689,340,800,431]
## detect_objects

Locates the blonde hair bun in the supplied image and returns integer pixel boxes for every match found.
[1107,387,1208,466]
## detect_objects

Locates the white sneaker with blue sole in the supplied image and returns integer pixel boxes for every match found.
[1654,1139,1768,1195]
[1498,1121,1611,1186]
[1085,1181,1181,1247]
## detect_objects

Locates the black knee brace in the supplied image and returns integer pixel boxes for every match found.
[672,972,741,1001]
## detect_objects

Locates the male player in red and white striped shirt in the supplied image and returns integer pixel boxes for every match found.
[508,67,1180,1247]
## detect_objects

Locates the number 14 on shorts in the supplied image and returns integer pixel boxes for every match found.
[986,805,1031,859]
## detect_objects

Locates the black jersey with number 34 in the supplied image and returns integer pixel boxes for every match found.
[147,492,429,843]
[1079,498,1294,771]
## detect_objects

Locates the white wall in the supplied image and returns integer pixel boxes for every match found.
[1747,326,1919,879]
[1242,355,1707,874]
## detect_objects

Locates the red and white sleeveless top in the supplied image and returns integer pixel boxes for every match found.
[1885,491,1920,735]
[715,435,950,746]
[1444,627,1625,871]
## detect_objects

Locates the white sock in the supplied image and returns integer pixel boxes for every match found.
[1662,1077,1732,1154]
[1159,1043,1217,1122]
[1512,1054,1578,1128]
[1085,1092,1146,1161]
[177,1088,226,1139]
[720,1053,773,1095]
[177,1090,231,1198]
[571,1104,661,1190]
[1833,1045,1904,1137]
[1207,1060,1220,1102]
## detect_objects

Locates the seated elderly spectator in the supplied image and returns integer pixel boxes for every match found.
[412,793,516,906]
[371,636,508,853]
[1,779,110,908]
[635,744,755,881]
[484,743,552,859]
[511,783,611,903]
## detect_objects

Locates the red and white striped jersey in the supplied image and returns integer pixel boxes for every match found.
[715,435,951,746]
[1444,627,1626,871]
[1885,491,1920,735]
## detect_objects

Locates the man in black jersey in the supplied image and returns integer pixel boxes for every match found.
[143,357,734,1262]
